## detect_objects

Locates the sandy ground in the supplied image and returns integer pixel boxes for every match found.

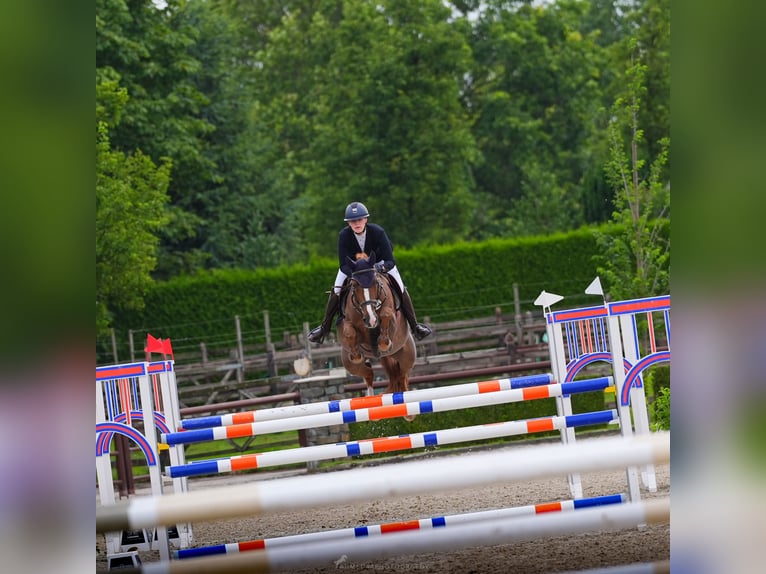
[96,437,670,573]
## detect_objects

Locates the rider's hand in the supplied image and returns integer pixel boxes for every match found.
[374,261,387,273]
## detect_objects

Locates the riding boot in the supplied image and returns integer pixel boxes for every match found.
[400,289,432,341]
[308,292,340,344]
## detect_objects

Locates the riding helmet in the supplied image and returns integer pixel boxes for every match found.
[344,202,370,222]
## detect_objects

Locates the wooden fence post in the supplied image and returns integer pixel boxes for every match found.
[513,283,523,343]
[128,329,135,362]
[111,328,119,363]
[235,315,244,383]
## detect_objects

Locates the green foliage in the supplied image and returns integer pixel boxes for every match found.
[248,0,478,256]
[651,385,670,431]
[593,40,670,300]
[96,70,171,334]
[108,225,608,357]
[96,121,171,335]
[95,0,671,333]
[504,160,584,236]
[467,0,609,239]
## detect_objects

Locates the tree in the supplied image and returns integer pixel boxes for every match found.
[466,0,607,239]
[247,0,479,257]
[503,159,582,236]
[97,0,272,275]
[96,74,171,333]
[96,125,171,333]
[594,46,669,301]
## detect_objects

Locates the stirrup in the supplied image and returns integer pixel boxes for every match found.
[413,323,432,341]
[308,325,325,344]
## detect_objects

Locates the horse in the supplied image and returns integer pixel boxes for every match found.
[337,252,416,402]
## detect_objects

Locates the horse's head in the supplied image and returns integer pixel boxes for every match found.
[347,252,388,329]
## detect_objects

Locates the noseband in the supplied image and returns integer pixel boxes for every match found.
[349,269,387,322]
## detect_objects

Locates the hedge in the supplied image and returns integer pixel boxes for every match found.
[107,221,668,359]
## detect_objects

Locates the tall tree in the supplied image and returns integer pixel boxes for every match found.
[466,0,607,239]
[629,0,670,174]
[97,0,275,275]
[96,78,170,333]
[248,0,478,257]
[594,46,669,300]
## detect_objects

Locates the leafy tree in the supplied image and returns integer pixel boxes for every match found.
[97,0,274,275]
[629,0,670,175]
[466,0,607,239]
[247,0,478,258]
[503,159,583,236]
[598,0,669,181]
[96,80,171,333]
[594,46,669,300]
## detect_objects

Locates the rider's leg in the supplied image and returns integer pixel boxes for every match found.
[308,292,340,344]
[308,270,346,344]
[387,266,432,341]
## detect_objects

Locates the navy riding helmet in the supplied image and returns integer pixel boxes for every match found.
[344,201,369,222]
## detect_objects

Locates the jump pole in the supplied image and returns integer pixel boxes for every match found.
[125,498,670,574]
[163,377,613,445]
[165,409,619,478]
[174,493,625,559]
[559,561,670,574]
[97,432,669,533]
[179,373,555,430]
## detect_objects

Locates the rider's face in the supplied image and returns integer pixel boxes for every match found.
[348,217,367,234]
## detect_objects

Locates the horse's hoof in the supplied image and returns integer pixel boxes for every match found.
[349,353,363,364]
[378,339,391,352]
[404,415,416,422]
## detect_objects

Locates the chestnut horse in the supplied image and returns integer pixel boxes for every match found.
[337,253,416,398]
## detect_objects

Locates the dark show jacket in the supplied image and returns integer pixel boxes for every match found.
[337,223,396,276]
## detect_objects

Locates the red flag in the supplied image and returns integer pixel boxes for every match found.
[161,338,174,359]
[145,333,165,354]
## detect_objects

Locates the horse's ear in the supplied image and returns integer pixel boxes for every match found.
[369,251,377,264]
[346,256,356,266]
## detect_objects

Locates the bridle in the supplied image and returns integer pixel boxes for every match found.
[349,268,388,328]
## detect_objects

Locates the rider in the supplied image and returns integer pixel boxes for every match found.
[308,201,433,344]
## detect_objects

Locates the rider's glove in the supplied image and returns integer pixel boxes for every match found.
[374,261,387,273]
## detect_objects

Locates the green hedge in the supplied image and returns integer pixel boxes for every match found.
[106,221,668,359]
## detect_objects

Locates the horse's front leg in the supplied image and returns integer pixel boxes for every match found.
[341,323,364,364]
[363,360,375,396]
[377,309,395,353]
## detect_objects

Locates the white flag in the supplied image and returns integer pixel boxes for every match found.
[534,290,564,308]
[585,276,603,296]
